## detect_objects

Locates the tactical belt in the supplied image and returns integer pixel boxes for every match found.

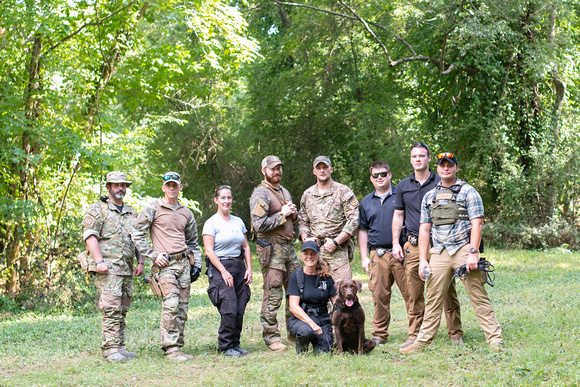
[167,250,188,261]
[301,303,328,317]
[258,236,293,244]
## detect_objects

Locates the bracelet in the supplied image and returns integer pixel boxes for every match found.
[97,260,105,264]
[332,238,339,247]
[138,262,144,266]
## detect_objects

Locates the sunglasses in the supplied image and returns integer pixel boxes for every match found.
[371,172,389,178]
[437,152,455,159]
[217,185,231,190]
[163,174,181,181]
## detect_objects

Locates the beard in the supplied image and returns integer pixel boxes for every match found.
[110,190,125,200]
[265,171,282,185]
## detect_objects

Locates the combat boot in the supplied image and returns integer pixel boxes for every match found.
[166,351,191,362]
[106,352,127,363]
[268,342,287,351]
[119,349,137,359]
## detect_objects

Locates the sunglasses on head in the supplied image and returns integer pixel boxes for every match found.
[217,185,231,190]
[437,152,454,159]
[371,171,389,178]
[163,174,180,181]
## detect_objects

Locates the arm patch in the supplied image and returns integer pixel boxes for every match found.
[252,199,268,217]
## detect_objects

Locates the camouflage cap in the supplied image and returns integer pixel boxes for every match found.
[105,171,132,186]
[261,155,284,169]
[313,155,331,168]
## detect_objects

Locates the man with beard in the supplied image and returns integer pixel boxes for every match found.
[82,171,144,362]
[298,156,359,280]
[250,155,300,351]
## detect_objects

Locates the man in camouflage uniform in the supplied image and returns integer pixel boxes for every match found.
[131,172,202,362]
[83,171,144,363]
[250,155,300,352]
[298,156,359,280]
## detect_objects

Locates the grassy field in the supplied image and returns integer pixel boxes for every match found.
[1,247,579,386]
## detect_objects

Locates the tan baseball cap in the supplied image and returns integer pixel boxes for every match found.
[105,171,132,186]
[261,155,284,169]
[313,155,331,168]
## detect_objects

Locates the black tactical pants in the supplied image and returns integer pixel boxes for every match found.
[207,258,251,351]
[287,312,333,354]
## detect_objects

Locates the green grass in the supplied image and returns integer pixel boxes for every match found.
[1,248,580,386]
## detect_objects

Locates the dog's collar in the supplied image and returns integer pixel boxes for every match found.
[335,298,361,311]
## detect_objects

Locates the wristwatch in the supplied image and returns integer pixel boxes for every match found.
[469,247,479,254]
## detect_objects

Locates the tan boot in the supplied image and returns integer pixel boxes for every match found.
[268,342,287,351]
[166,351,192,362]
[399,342,427,354]
[397,337,416,349]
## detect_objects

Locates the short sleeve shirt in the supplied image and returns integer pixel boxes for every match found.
[202,214,247,258]
[394,170,440,237]
[421,178,484,255]
[359,185,397,247]
[286,270,336,308]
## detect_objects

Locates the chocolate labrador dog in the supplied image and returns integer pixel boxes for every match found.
[333,279,376,355]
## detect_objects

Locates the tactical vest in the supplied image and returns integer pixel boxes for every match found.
[430,183,469,226]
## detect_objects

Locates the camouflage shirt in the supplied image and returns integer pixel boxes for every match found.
[298,180,360,239]
[131,199,202,268]
[82,200,137,276]
[250,181,294,240]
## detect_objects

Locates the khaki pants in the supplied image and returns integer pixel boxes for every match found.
[368,251,410,342]
[404,240,462,339]
[416,244,502,345]
[95,274,133,357]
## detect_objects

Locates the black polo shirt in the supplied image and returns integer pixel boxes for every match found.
[359,184,397,247]
[394,170,440,237]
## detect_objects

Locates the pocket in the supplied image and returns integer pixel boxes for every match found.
[257,244,273,265]
[207,285,220,307]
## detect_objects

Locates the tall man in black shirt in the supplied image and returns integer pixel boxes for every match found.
[392,143,463,349]
[359,161,410,345]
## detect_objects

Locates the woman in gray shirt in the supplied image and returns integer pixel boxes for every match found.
[203,186,253,357]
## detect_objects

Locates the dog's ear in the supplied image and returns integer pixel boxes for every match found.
[334,280,342,292]
[356,280,362,292]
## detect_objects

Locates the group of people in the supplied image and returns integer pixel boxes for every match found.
[82,142,503,363]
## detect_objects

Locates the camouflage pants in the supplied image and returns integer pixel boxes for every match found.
[320,244,352,281]
[154,258,191,354]
[260,241,300,345]
[95,273,133,357]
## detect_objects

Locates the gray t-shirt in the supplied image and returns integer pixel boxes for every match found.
[202,214,247,258]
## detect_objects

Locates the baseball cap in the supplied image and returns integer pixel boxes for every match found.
[105,171,132,187]
[301,240,320,253]
[162,171,181,185]
[261,155,284,169]
[436,152,458,165]
[313,155,331,168]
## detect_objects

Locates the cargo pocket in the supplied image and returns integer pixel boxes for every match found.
[256,243,273,266]
[207,285,221,307]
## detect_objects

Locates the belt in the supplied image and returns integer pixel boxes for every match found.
[370,246,392,257]
[258,237,293,244]
[218,256,242,261]
[166,251,188,261]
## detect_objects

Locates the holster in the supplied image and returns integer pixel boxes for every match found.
[148,273,165,297]
[187,249,196,266]
[256,240,274,265]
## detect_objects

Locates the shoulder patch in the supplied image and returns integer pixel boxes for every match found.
[82,214,96,228]
[252,198,268,217]
[349,196,358,206]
